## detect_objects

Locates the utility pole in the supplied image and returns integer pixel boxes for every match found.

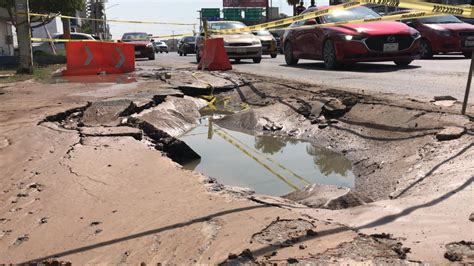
[15,0,33,74]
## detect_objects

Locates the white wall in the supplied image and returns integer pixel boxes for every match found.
[32,17,63,38]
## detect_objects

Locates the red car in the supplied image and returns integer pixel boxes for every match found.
[121,32,155,60]
[283,6,421,69]
[391,12,474,59]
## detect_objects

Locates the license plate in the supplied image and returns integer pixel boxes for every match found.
[383,43,399,52]
[135,51,140,55]
[237,48,246,54]
[465,40,474,47]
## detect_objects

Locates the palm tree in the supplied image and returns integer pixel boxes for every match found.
[287,0,300,16]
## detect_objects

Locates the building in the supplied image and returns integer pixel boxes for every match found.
[31,17,64,39]
[0,8,15,56]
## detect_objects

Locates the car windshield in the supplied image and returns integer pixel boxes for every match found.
[252,30,272,36]
[419,15,462,24]
[122,33,149,41]
[324,6,380,23]
[183,36,195,42]
[209,22,246,30]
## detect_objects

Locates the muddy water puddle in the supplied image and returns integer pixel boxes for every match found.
[181,118,355,196]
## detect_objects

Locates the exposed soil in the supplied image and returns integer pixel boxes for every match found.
[0,67,472,264]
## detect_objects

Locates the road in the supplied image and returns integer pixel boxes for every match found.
[140,52,472,101]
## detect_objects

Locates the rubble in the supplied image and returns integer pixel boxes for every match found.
[283,184,372,210]
[436,127,466,141]
[81,99,137,127]
[79,126,142,140]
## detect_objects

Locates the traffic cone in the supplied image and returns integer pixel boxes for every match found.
[198,38,232,71]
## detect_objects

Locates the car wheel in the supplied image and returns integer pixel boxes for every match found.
[149,53,155,60]
[394,60,412,66]
[179,52,182,56]
[271,53,277,58]
[323,39,341,70]
[184,53,187,56]
[420,39,433,59]
[284,42,299,65]
[253,57,262,63]
[463,51,472,58]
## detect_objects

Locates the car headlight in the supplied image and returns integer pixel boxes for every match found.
[435,30,453,37]
[224,41,229,46]
[146,43,153,48]
[336,34,364,41]
[411,31,421,39]
[252,39,261,45]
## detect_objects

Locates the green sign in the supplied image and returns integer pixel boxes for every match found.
[223,8,243,20]
[245,8,263,21]
[202,8,221,21]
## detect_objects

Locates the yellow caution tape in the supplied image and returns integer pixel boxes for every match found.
[215,125,312,186]
[279,11,444,31]
[359,0,472,17]
[31,37,104,42]
[151,33,195,39]
[211,1,362,34]
[213,129,299,190]
[28,12,196,26]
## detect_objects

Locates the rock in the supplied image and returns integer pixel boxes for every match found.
[434,95,457,101]
[283,184,372,210]
[79,126,142,140]
[444,241,474,263]
[433,100,456,107]
[287,258,299,264]
[0,137,9,149]
[224,186,255,197]
[469,213,474,222]
[436,127,466,141]
[322,99,347,118]
[161,138,201,165]
[81,99,137,127]
[13,234,29,246]
[132,96,205,137]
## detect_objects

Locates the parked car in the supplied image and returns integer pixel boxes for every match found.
[32,33,98,55]
[196,21,262,64]
[153,41,169,53]
[390,11,474,59]
[270,31,284,54]
[252,30,278,58]
[177,36,196,56]
[121,32,155,60]
[283,6,421,69]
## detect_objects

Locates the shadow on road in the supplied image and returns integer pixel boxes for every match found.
[280,62,421,73]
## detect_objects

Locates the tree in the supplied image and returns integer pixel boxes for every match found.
[286,0,300,16]
[0,0,85,28]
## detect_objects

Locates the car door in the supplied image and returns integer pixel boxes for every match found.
[290,20,306,58]
[301,17,325,60]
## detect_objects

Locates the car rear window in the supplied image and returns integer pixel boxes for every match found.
[419,15,462,24]
[324,6,380,23]
[209,22,246,30]
[122,33,150,41]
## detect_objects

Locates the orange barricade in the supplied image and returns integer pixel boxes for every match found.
[63,42,135,76]
[198,38,232,71]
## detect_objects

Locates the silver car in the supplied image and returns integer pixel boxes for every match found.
[196,21,263,64]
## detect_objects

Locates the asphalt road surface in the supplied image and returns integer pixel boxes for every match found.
[140,52,472,101]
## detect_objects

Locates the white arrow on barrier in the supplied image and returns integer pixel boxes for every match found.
[84,46,93,66]
[115,47,125,68]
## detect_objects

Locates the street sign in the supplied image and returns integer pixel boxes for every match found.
[244,8,263,21]
[223,8,243,20]
[201,8,221,21]
[223,0,268,7]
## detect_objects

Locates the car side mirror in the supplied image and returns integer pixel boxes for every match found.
[305,19,317,25]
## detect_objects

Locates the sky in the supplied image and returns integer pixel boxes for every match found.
[105,0,299,39]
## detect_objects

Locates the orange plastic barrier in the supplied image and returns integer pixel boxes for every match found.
[63,42,135,76]
[198,38,232,71]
